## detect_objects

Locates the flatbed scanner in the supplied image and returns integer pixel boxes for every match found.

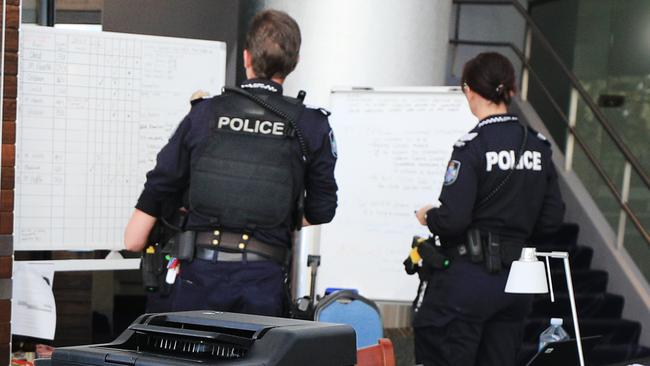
[35,311,357,366]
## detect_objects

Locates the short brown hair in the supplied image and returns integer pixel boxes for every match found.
[245,10,301,79]
[461,52,517,105]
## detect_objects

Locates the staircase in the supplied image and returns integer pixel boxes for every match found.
[517,223,650,365]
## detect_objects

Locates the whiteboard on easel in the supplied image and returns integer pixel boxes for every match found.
[15,25,227,251]
[317,87,477,302]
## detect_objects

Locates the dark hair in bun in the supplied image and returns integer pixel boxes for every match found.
[461,52,516,105]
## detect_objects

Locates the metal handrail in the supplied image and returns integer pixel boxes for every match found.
[453,0,650,191]
[449,39,650,246]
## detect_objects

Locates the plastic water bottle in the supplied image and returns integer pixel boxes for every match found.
[538,318,570,351]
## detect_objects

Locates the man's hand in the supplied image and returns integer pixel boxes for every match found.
[190,90,209,102]
[416,204,435,226]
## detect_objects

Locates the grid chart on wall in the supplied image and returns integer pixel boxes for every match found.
[15,26,226,251]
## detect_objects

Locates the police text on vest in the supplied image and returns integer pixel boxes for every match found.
[485,150,542,171]
[218,116,285,136]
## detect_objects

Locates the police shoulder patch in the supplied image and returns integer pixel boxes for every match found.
[444,160,461,186]
[454,132,478,148]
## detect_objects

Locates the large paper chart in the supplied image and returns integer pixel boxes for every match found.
[15,26,226,250]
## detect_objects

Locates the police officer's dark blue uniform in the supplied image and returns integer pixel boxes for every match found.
[125,10,337,317]
[413,53,565,366]
[135,78,337,316]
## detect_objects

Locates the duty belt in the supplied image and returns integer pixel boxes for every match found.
[450,238,523,268]
[195,231,288,264]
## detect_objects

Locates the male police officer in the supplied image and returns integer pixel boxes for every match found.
[414,53,564,366]
[125,10,338,317]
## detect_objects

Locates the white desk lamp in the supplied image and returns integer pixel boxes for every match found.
[505,247,585,366]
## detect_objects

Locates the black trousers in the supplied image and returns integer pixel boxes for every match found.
[413,259,532,366]
[414,317,525,366]
[169,258,285,316]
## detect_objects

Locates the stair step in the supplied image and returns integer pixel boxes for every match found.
[549,269,609,294]
[530,293,624,319]
[524,318,641,345]
[517,343,650,366]
[531,223,580,248]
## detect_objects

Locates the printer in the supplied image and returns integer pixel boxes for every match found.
[35,311,357,366]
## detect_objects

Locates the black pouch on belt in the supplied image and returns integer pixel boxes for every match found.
[175,230,196,261]
[484,232,502,274]
[466,228,484,263]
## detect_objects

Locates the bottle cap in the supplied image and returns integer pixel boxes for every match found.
[550,318,563,325]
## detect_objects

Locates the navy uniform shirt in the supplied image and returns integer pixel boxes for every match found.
[135,79,338,248]
[425,114,565,244]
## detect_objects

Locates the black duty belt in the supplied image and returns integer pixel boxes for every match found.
[449,241,524,267]
[195,231,288,264]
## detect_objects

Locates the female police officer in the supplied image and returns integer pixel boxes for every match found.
[414,52,565,366]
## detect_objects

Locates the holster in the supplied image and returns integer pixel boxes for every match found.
[141,246,165,292]
[140,217,181,292]
[404,236,450,281]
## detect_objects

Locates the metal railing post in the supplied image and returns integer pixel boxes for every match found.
[521,27,532,101]
[616,162,632,250]
[565,88,579,172]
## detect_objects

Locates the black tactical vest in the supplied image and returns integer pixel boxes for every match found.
[188,88,307,232]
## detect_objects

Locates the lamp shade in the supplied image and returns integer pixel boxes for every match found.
[505,248,549,294]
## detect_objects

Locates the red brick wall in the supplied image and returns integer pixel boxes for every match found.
[1,1,20,365]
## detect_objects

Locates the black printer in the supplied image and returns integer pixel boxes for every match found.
[35,311,357,366]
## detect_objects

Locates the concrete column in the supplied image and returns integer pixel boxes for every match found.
[262,0,453,106]
[260,0,453,300]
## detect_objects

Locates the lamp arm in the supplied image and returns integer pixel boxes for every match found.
[563,256,586,366]
[535,251,568,259]
[544,256,555,303]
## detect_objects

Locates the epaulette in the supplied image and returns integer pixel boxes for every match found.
[307,105,331,116]
[529,126,551,146]
[454,132,478,148]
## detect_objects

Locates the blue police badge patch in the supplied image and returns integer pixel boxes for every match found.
[444,160,461,186]
[329,129,338,158]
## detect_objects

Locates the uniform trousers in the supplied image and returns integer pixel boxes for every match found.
[169,257,285,317]
[413,258,533,366]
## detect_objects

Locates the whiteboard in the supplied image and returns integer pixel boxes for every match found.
[317,87,477,302]
[15,26,227,251]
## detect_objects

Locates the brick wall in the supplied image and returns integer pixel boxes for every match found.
[1,1,20,365]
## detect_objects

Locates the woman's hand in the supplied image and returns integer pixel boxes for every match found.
[416,204,435,226]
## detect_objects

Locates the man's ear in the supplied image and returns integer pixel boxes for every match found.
[243,49,252,68]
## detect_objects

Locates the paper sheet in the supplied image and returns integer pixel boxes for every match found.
[12,262,57,340]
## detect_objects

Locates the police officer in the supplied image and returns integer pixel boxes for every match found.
[413,52,565,366]
[124,9,338,317]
